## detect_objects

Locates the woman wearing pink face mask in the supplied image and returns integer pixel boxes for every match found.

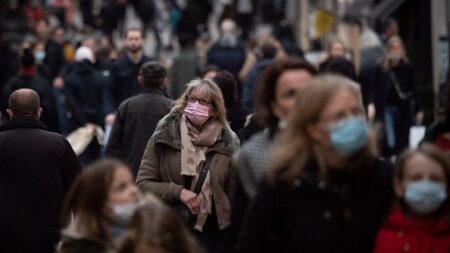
[137,79,240,252]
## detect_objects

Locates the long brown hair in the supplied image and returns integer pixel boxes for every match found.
[61,159,128,241]
[256,57,317,131]
[267,74,374,185]
[116,201,204,253]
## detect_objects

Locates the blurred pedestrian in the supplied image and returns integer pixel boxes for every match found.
[1,47,59,131]
[170,33,202,99]
[212,70,252,132]
[116,200,205,253]
[370,36,423,157]
[64,46,106,165]
[107,62,172,176]
[321,56,357,81]
[318,38,348,71]
[104,28,153,126]
[0,89,81,252]
[373,145,450,253]
[241,42,278,108]
[137,79,239,253]
[207,19,246,80]
[59,159,140,253]
[231,58,316,249]
[239,75,394,253]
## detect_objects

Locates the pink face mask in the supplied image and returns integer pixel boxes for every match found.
[184,101,210,126]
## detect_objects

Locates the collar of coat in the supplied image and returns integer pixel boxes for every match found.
[153,110,239,156]
[0,116,48,132]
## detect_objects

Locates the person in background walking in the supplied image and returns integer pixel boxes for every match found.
[106,62,172,177]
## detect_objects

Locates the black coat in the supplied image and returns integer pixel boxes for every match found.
[1,73,59,132]
[226,101,252,133]
[207,41,246,79]
[238,156,393,253]
[104,55,153,114]
[64,60,106,129]
[106,87,172,176]
[0,117,81,251]
[43,39,66,81]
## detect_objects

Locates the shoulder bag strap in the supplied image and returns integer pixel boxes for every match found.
[193,151,215,194]
[388,68,412,100]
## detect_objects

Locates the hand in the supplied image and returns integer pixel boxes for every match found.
[180,189,200,215]
[53,77,64,88]
[105,113,116,125]
[416,111,424,125]
[367,103,376,121]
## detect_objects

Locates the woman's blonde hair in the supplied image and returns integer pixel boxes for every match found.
[171,79,227,125]
[382,35,409,70]
[267,74,375,185]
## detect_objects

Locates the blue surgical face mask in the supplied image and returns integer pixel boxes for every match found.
[34,51,46,63]
[405,180,447,214]
[329,116,369,155]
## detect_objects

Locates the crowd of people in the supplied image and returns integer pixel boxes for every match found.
[1,1,450,253]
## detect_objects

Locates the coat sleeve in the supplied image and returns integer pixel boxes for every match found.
[136,135,184,202]
[105,105,126,158]
[103,64,117,115]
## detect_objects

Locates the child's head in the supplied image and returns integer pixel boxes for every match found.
[394,144,450,216]
[62,159,139,239]
[116,199,204,253]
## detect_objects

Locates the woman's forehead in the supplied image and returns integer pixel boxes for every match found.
[190,87,209,98]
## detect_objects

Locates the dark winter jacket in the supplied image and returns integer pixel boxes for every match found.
[106,87,172,176]
[241,59,273,109]
[371,60,419,120]
[373,208,450,253]
[43,39,66,81]
[1,72,59,132]
[238,156,394,253]
[226,101,252,132]
[64,60,106,129]
[0,117,81,252]
[104,55,153,114]
[207,41,246,79]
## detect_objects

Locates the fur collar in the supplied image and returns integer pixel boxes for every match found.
[153,110,239,155]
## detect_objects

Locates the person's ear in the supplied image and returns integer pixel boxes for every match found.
[137,75,144,86]
[393,177,405,198]
[6,109,14,119]
[37,107,43,119]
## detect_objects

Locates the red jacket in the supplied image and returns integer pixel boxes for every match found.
[373,208,450,253]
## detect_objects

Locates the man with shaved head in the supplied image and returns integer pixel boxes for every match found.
[0,89,81,252]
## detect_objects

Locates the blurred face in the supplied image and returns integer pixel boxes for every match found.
[125,30,143,53]
[309,88,364,147]
[35,20,49,40]
[395,154,447,198]
[272,70,312,120]
[330,42,345,58]
[108,167,139,205]
[388,40,403,59]
[82,38,96,53]
[53,28,65,45]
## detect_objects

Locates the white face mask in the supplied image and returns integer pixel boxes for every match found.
[110,201,142,222]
